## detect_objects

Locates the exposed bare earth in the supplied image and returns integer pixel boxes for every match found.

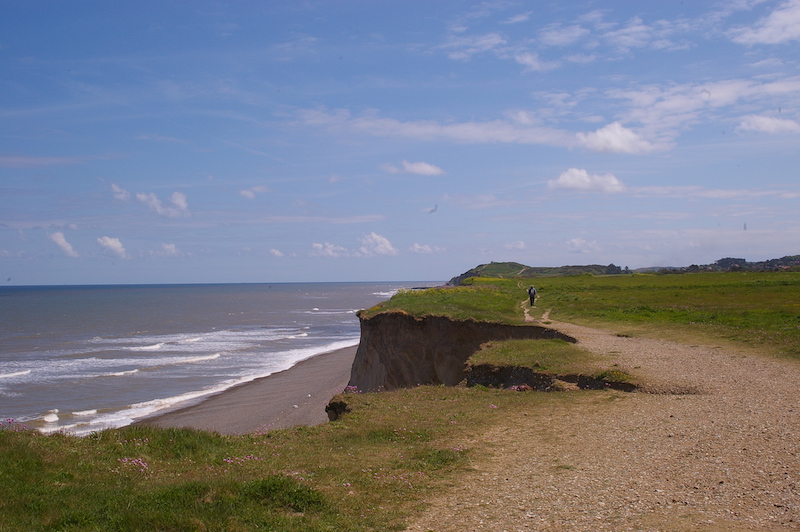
[406,313,800,532]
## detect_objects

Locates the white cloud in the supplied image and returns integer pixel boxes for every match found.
[111,183,130,201]
[440,32,507,61]
[731,0,800,44]
[601,16,689,52]
[48,232,78,258]
[136,191,190,218]
[514,52,560,72]
[239,185,269,199]
[628,184,800,200]
[502,12,532,24]
[737,114,800,133]
[97,236,127,259]
[382,160,445,175]
[269,248,284,257]
[603,16,654,50]
[565,53,597,64]
[549,168,626,193]
[504,241,526,250]
[410,243,444,254]
[170,191,188,212]
[603,77,800,147]
[310,242,349,258]
[300,72,800,155]
[158,243,179,257]
[357,232,398,256]
[576,122,657,154]
[539,24,589,46]
[566,237,599,254]
[298,108,576,148]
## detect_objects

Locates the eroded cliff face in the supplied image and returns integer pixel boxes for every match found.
[347,312,577,392]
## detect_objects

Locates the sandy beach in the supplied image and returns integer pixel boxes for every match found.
[137,345,357,435]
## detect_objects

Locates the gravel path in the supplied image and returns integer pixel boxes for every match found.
[405,316,800,531]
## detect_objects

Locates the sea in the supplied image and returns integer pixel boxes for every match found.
[0,282,433,435]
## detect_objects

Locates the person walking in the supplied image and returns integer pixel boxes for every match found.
[527,285,537,306]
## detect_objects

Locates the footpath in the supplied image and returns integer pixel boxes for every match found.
[406,312,800,531]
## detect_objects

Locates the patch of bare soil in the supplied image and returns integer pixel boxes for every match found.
[405,316,800,531]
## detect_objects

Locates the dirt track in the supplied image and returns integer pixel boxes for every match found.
[405,315,800,531]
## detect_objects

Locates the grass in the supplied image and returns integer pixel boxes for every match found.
[535,271,800,359]
[3,269,799,530]
[468,338,597,373]
[0,386,569,532]
[368,271,800,359]
[358,282,524,324]
[467,338,637,386]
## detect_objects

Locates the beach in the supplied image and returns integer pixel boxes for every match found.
[137,345,357,435]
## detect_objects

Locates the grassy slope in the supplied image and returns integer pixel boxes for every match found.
[3,271,799,531]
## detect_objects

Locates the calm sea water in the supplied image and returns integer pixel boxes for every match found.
[0,282,431,435]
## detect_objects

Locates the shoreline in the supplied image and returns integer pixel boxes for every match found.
[136,345,357,435]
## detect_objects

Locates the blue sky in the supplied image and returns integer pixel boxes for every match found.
[2,1,799,284]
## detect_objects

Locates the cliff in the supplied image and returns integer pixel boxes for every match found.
[347,311,577,392]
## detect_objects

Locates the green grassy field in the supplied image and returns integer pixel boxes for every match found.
[2,270,798,530]
[368,271,800,359]
[534,271,800,358]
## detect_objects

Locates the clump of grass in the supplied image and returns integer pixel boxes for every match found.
[468,338,601,374]
[466,338,639,388]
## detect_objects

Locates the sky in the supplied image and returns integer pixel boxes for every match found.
[1,1,799,285]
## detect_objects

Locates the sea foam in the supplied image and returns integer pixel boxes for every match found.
[0,370,32,379]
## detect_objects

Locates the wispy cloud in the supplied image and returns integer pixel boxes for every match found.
[111,183,130,201]
[382,160,445,175]
[602,77,800,146]
[549,168,626,193]
[97,236,127,259]
[501,12,532,25]
[628,185,800,200]
[737,114,800,133]
[0,155,90,168]
[566,237,600,254]
[439,32,507,61]
[48,232,79,258]
[298,109,578,147]
[309,232,398,258]
[302,107,677,154]
[409,243,444,254]
[136,191,190,218]
[731,0,800,44]
[539,23,590,46]
[310,242,350,258]
[514,52,560,72]
[239,185,269,199]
